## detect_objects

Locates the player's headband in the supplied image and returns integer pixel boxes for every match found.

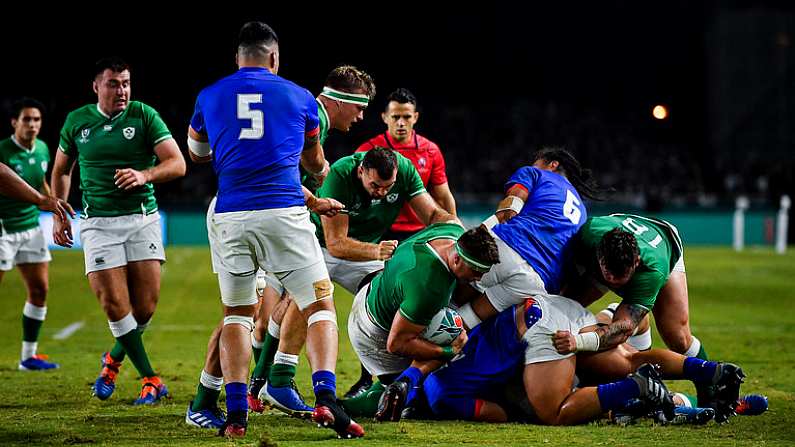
[455,242,495,273]
[320,87,370,106]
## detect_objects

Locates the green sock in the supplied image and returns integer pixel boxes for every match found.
[109,340,126,362]
[252,332,279,380]
[252,345,262,365]
[696,344,708,361]
[191,384,221,411]
[269,363,296,387]
[680,392,699,408]
[340,381,385,417]
[21,315,43,343]
[116,329,156,377]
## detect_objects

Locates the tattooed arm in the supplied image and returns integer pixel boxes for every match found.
[552,303,648,354]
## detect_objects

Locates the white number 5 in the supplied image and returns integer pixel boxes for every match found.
[563,189,582,224]
[238,94,263,140]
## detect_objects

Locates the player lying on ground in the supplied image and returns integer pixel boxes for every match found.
[374,295,745,426]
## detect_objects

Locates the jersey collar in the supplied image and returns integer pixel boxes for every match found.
[10,135,35,153]
[95,104,125,121]
[383,130,418,151]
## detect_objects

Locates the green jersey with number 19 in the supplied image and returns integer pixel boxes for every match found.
[574,214,683,310]
[58,101,172,217]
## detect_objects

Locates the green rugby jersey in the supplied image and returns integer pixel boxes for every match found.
[300,98,331,192]
[0,137,49,234]
[311,151,426,246]
[573,214,683,310]
[58,101,172,217]
[365,222,464,330]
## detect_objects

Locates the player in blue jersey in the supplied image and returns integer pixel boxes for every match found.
[417,296,745,425]
[455,147,604,329]
[186,22,362,439]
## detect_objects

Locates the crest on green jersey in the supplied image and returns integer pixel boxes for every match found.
[79,128,91,143]
[387,193,399,203]
[123,127,136,140]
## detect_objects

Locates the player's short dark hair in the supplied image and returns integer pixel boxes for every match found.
[533,147,609,201]
[361,147,397,180]
[385,88,417,110]
[325,65,376,100]
[597,228,639,277]
[10,97,45,119]
[458,225,500,266]
[94,56,130,79]
[237,21,278,59]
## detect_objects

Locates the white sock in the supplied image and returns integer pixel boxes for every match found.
[267,317,281,339]
[137,317,152,333]
[21,341,38,361]
[108,313,137,338]
[684,336,702,357]
[23,302,47,321]
[200,369,223,391]
[627,328,653,351]
[273,351,299,367]
[674,392,692,408]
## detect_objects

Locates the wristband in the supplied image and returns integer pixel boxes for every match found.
[574,331,600,352]
[482,214,499,229]
[440,345,455,361]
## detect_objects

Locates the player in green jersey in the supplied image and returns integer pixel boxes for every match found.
[553,214,708,363]
[50,57,186,405]
[253,147,457,416]
[1,98,65,371]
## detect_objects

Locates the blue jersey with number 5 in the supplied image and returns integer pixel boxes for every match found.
[190,67,319,213]
[492,166,587,293]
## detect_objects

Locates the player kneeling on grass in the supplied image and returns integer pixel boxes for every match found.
[341,223,499,416]
[377,294,747,426]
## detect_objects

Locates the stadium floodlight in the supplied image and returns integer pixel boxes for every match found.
[652,105,668,120]
[776,195,790,254]
[733,196,749,252]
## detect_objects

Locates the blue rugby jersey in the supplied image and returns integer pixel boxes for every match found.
[492,167,587,293]
[190,67,319,213]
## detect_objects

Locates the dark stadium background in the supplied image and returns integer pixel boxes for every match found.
[1,2,792,227]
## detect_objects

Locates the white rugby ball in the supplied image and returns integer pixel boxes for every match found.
[421,307,465,346]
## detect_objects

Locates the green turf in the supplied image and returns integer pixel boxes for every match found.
[0,246,793,446]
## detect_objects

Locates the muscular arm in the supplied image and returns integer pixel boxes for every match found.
[386,313,450,360]
[145,138,186,183]
[428,182,457,216]
[0,164,47,204]
[409,192,458,226]
[495,183,529,223]
[300,134,327,178]
[594,303,649,351]
[322,214,382,261]
[187,126,212,163]
[50,150,76,202]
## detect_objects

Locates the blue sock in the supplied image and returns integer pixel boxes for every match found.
[683,357,718,384]
[397,367,423,405]
[596,378,641,412]
[225,382,248,414]
[312,370,337,397]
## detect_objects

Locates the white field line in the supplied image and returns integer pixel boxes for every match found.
[53,321,85,340]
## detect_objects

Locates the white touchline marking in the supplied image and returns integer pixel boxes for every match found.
[53,321,85,340]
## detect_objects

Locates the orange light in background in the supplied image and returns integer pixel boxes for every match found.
[652,105,668,120]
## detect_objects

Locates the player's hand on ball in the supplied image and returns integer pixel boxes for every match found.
[311,197,345,216]
[378,240,398,260]
[114,168,148,190]
[451,330,468,354]
[553,330,577,354]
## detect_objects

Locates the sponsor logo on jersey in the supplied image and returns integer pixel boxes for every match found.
[149,243,157,253]
[79,128,91,143]
[28,158,35,165]
[41,161,48,172]
[371,199,382,206]
[103,125,113,132]
[122,127,136,140]
[386,193,399,203]
[95,256,105,266]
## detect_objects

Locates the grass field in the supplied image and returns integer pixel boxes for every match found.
[0,246,793,446]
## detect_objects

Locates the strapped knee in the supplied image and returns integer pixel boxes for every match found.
[218,270,258,307]
[224,315,254,332]
[307,309,337,328]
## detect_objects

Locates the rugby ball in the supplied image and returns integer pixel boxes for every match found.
[421,307,465,346]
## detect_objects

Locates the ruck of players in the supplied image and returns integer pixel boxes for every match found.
[0,20,769,441]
